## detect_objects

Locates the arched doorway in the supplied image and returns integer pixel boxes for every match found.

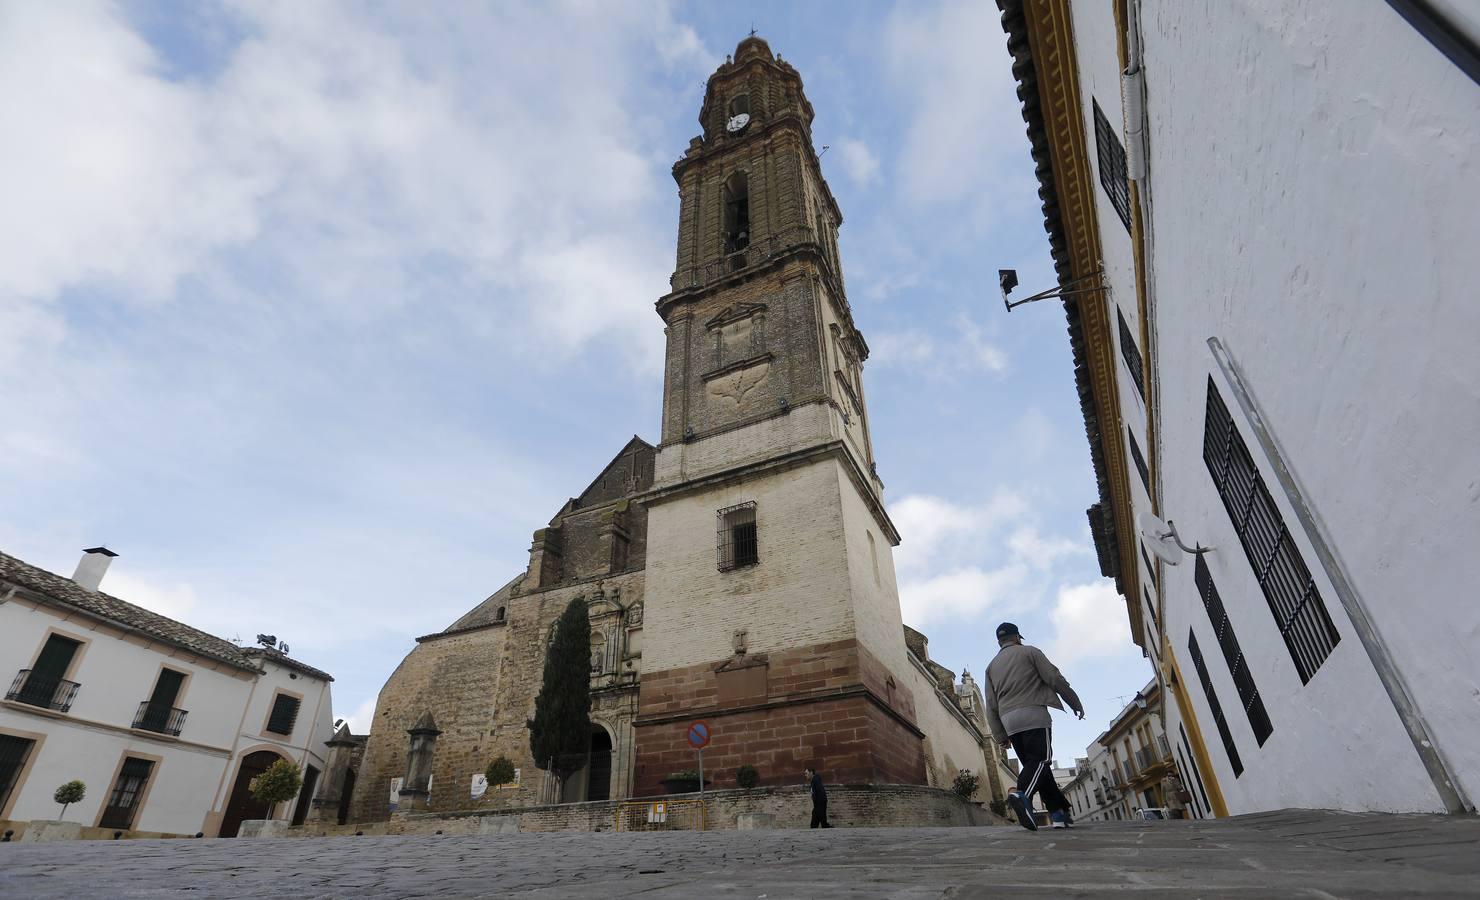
[586,727,613,802]
[336,768,356,825]
[219,749,285,837]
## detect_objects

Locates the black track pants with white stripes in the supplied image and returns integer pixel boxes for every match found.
[1010,727,1071,814]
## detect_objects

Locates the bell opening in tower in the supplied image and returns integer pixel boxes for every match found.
[723,172,750,255]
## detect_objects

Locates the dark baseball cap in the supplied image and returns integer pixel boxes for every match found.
[996,622,1021,640]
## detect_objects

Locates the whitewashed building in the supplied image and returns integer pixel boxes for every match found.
[0,548,335,836]
[998,0,1478,815]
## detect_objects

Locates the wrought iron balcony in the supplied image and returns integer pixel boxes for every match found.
[6,669,81,713]
[132,701,188,736]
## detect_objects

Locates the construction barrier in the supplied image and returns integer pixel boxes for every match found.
[614,799,707,832]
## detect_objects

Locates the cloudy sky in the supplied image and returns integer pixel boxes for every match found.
[0,0,1151,766]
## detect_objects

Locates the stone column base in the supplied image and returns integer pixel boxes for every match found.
[19,821,83,843]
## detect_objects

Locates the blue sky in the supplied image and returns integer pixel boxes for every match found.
[0,0,1151,766]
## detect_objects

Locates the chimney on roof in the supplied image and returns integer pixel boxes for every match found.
[72,547,118,592]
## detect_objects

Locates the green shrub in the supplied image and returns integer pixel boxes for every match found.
[53,780,86,819]
[249,759,303,817]
[951,770,981,800]
[485,755,516,787]
[735,765,759,789]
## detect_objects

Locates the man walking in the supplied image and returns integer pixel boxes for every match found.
[985,622,1084,831]
[804,767,832,828]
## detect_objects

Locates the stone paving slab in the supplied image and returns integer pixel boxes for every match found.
[0,810,1476,898]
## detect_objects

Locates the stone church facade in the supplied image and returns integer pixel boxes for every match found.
[349,36,1005,823]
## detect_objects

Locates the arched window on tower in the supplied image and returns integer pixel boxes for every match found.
[723,172,750,255]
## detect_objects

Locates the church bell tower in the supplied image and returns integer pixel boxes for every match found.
[632,36,927,793]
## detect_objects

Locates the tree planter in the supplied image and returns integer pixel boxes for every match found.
[659,778,709,795]
[237,819,290,839]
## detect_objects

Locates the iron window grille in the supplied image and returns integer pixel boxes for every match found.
[1188,630,1243,777]
[1140,543,1157,588]
[716,501,758,571]
[1202,377,1340,683]
[266,694,301,736]
[1093,99,1133,232]
[1142,586,1158,632]
[132,701,189,737]
[1127,427,1150,494]
[1196,555,1274,745]
[1,734,36,812]
[1118,307,1146,399]
[99,757,154,830]
[5,669,80,713]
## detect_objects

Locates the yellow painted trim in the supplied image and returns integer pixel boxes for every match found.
[1160,641,1229,817]
[1023,0,1143,643]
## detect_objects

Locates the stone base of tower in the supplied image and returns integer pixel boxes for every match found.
[630,639,927,797]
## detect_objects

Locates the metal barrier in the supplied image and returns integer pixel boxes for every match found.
[614,799,707,832]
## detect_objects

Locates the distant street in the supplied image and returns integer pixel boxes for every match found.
[3,809,1477,898]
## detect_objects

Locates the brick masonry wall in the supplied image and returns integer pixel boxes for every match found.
[632,635,926,797]
[292,783,1002,838]
[348,571,647,822]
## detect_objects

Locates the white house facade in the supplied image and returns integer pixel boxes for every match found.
[998,0,1479,815]
[0,548,335,837]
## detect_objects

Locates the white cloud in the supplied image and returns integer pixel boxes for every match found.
[871,314,1008,376]
[881,0,1035,218]
[101,570,201,623]
[898,563,1028,627]
[1045,581,1136,665]
[1007,527,1090,570]
[342,694,379,735]
[0,0,709,376]
[835,137,881,185]
[891,491,1027,576]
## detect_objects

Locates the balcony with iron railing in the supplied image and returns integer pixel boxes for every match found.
[132,701,188,737]
[1134,736,1175,776]
[5,669,81,713]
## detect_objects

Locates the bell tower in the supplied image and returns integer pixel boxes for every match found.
[633,36,926,794]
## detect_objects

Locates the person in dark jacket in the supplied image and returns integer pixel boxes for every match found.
[985,622,1085,831]
[803,767,832,828]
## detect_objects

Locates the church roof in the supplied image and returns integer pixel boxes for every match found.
[435,572,523,637]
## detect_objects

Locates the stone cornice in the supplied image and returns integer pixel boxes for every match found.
[1013,0,1144,644]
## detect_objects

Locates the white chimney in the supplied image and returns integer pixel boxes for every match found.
[72,547,118,592]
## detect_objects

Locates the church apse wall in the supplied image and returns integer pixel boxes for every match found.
[348,441,654,822]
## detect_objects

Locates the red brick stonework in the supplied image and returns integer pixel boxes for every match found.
[632,639,926,796]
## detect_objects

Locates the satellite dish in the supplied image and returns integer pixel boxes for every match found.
[1138,512,1212,565]
[1139,513,1183,565]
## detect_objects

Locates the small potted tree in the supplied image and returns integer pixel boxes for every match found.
[484,755,516,805]
[242,759,302,838]
[660,769,708,794]
[53,780,86,820]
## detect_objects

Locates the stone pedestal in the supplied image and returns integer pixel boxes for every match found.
[19,821,82,842]
[735,813,775,830]
[477,816,521,834]
[306,723,360,824]
[237,820,290,839]
[399,711,442,812]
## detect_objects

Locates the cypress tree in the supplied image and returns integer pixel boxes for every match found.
[528,597,592,792]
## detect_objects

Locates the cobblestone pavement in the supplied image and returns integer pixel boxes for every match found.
[2,809,1478,899]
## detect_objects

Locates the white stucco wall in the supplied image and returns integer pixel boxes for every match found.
[903,657,992,792]
[1136,1,1479,811]
[0,599,254,833]
[644,458,858,671]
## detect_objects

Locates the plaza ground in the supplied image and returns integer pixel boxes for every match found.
[2,809,1477,898]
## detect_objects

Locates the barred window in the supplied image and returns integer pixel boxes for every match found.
[1188,630,1243,777]
[1127,427,1150,494]
[266,693,301,736]
[1140,543,1156,588]
[1203,378,1340,683]
[99,757,154,829]
[716,501,758,571]
[1196,555,1273,745]
[1118,307,1146,399]
[1142,586,1158,631]
[1093,99,1132,232]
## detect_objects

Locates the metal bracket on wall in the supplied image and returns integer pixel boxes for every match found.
[1000,267,1106,312]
